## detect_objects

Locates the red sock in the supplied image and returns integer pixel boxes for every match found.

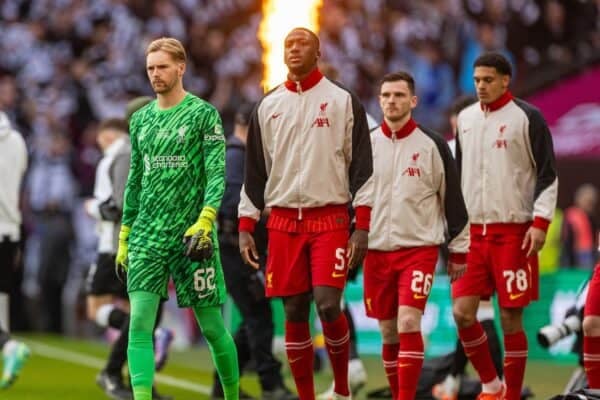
[382,343,400,400]
[504,331,527,400]
[285,321,315,400]
[458,322,498,384]
[397,332,423,400]
[321,314,350,396]
[584,336,600,389]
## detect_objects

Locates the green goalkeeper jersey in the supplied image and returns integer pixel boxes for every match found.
[122,93,225,251]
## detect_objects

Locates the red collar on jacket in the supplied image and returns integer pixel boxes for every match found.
[480,90,513,112]
[381,118,417,139]
[284,68,324,92]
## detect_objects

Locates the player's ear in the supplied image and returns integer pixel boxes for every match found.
[179,62,186,77]
[502,74,510,89]
[411,95,418,109]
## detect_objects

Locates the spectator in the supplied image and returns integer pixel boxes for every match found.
[562,184,599,269]
[27,133,77,333]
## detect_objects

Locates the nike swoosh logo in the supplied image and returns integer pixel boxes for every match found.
[131,373,144,380]
[398,363,412,368]
[289,356,303,364]
[509,292,525,300]
[331,272,345,278]
[330,349,344,355]
[413,294,427,299]
[271,113,282,119]
[198,293,211,299]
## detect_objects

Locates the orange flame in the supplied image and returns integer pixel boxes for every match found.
[258,0,323,92]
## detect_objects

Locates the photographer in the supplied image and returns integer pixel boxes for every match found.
[211,103,295,400]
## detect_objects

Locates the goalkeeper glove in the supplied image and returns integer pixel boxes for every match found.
[115,225,130,276]
[183,206,216,261]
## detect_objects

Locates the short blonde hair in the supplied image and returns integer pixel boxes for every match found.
[146,37,186,63]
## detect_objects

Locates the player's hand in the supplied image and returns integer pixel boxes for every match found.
[183,207,216,262]
[115,225,130,274]
[447,262,466,282]
[347,229,368,270]
[239,231,260,270]
[522,226,546,258]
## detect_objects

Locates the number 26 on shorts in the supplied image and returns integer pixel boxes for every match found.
[411,270,433,299]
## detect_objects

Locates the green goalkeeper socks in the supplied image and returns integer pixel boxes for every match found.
[193,305,239,400]
[128,291,159,400]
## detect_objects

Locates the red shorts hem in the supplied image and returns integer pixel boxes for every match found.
[363,246,438,318]
[265,229,349,297]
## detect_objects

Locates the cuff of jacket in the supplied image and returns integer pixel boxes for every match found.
[238,217,256,233]
[532,216,550,232]
[354,206,371,232]
[449,252,467,264]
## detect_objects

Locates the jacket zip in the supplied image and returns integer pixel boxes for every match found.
[482,107,489,235]
[388,133,398,247]
[296,81,303,220]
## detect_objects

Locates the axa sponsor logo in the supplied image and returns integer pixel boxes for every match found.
[312,102,331,128]
[493,139,508,149]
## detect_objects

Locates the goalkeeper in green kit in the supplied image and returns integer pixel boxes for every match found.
[117,37,239,400]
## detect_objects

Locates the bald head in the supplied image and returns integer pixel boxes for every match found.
[287,27,320,49]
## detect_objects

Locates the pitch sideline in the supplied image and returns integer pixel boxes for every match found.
[26,339,211,394]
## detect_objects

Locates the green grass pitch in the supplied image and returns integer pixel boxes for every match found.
[1,334,575,399]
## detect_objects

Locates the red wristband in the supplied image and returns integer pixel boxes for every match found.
[354,206,371,232]
[449,253,467,264]
[532,216,550,232]
[238,217,257,233]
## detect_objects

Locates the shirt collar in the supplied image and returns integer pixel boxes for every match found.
[105,136,126,156]
[480,90,513,112]
[381,118,417,139]
[284,68,324,92]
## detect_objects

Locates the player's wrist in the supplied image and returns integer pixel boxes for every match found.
[354,206,371,232]
[532,216,550,232]
[199,206,217,223]
[238,216,257,233]
[119,225,131,242]
[449,252,467,264]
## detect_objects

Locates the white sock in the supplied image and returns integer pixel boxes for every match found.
[481,377,502,393]
[3,340,18,356]
[0,293,9,332]
[95,304,115,328]
[443,375,460,394]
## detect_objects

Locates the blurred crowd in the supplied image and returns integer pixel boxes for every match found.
[0,0,599,334]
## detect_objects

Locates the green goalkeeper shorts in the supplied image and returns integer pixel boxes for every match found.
[127,240,226,308]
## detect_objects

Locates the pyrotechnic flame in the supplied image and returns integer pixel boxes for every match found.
[259,0,323,92]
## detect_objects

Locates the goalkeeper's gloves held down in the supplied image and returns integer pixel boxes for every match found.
[115,225,130,276]
[183,206,216,262]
